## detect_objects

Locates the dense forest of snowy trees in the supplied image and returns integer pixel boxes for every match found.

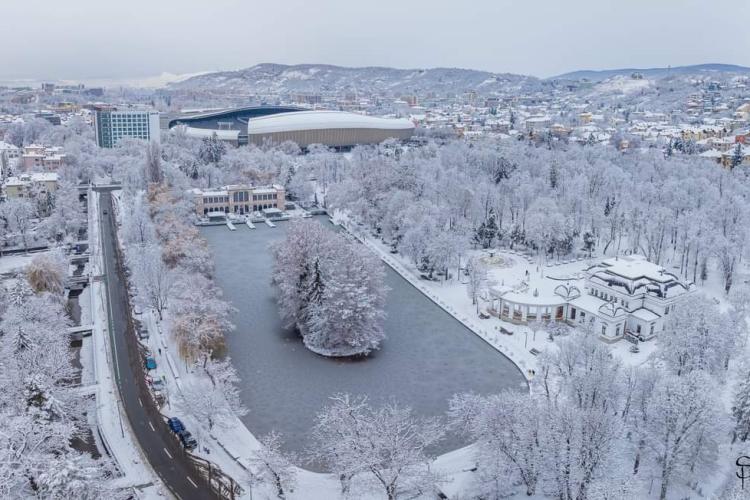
[0,259,120,498]
[449,325,733,500]
[317,139,748,294]
[272,220,387,356]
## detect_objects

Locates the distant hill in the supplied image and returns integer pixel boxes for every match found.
[168,63,540,96]
[551,63,750,82]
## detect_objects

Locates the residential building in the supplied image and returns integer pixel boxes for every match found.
[189,184,286,216]
[94,106,160,148]
[20,144,66,170]
[720,144,750,168]
[525,115,552,131]
[0,141,21,173]
[2,172,58,199]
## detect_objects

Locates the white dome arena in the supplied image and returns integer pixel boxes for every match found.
[246,110,415,148]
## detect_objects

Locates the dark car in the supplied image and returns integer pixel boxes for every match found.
[167,417,184,434]
[137,327,150,341]
[178,430,198,450]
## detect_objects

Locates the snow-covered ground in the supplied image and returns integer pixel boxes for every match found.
[0,253,38,275]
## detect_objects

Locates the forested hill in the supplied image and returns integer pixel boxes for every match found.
[552,63,750,82]
[167,63,541,95]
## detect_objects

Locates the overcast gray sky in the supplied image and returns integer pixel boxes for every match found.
[2,0,748,81]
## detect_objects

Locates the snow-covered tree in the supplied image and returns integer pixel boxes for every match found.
[43,179,85,243]
[199,133,227,165]
[272,220,387,357]
[310,394,445,500]
[26,250,67,295]
[449,391,544,496]
[642,370,721,500]
[181,359,246,431]
[144,140,162,184]
[730,143,743,169]
[466,256,488,310]
[128,243,174,320]
[0,197,35,252]
[171,273,234,366]
[657,293,737,376]
[121,190,156,247]
[247,432,297,500]
[0,272,117,498]
[733,365,750,442]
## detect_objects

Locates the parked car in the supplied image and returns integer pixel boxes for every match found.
[151,379,165,393]
[137,327,149,341]
[167,417,184,434]
[178,430,198,450]
[144,356,157,370]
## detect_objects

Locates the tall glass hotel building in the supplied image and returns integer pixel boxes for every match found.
[94,107,161,148]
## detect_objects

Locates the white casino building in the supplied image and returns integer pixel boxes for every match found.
[488,254,694,342]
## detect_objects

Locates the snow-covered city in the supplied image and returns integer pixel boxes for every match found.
[2,2,750,499]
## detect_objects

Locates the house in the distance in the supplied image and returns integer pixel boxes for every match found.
[20,144,66,170]
[2,172,59,200]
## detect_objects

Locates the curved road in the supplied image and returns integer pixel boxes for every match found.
[97,189,216,500]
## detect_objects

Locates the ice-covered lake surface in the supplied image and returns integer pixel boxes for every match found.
[201,217,527,468]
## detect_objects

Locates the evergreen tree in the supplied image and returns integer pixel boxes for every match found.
[733,370,750,441]
[510,224,525,249]
[305,259,325,311]
[199,132,227,164]
[730,143,743,169]
[583,231,595,257]
[665,139,674,158]
[473,222,486,248]
[483,210,498,249]
[549,162,558,189]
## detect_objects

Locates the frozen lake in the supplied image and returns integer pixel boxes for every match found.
[201,218,527,467]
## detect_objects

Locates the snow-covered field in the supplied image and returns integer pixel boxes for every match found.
[0,253,38,275]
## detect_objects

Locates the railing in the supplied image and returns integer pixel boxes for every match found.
[187,453,244,500]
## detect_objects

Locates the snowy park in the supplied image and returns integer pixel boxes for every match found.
[199,216,527,463]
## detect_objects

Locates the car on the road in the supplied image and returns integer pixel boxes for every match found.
[167,417,184,433]
[178,430,198,450]
[144,356,157,370]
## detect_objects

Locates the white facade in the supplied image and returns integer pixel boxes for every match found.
[570,255,692,340]
[489,254,693,343]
